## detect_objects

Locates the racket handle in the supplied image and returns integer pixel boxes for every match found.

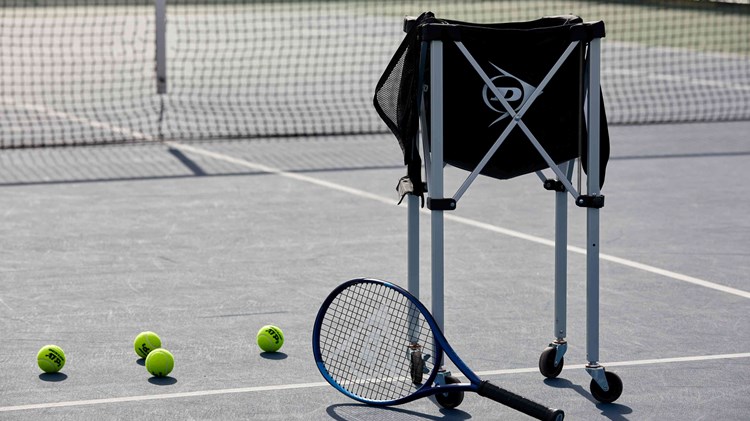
[477,381,564,421]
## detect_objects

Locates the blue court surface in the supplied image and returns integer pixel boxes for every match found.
[1,121,748,420]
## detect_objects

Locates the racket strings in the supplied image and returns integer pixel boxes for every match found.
[318,282,435,401]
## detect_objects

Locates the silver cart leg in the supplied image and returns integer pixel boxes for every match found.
[428,39,459,396]
[427,41,463,404]
[539,162,572,379]
[585,37,602,375]
[584,37,622,403]
[407,193,425,384]
[554,186,568,345]
[407,193,420,300]
[429,40,445,338]
[426,41,462,399]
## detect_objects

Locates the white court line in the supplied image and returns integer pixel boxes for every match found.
[1,352,748,412]
[165,142,396,207]
[604,68,750,92]
[445,214,750,300]
[0,381,327,413]
[473,352,750,377]
[169,142,750,301]
[12,101,750,300]
[3,99,156,142]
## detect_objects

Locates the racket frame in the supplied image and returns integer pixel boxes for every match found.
[312,278,488,406]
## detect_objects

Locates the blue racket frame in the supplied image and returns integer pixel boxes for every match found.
[313,278,488,406]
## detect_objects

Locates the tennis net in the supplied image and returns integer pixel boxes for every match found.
[1,0,748,148]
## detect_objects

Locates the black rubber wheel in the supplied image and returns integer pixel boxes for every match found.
[435,375,464,409]
[539,346,564,378]
[410,350,424,384]
[590,371,623,403]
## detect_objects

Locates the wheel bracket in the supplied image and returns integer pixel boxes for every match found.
[435,370,452,386]
[551,341,567,367]
[586,364,609,392]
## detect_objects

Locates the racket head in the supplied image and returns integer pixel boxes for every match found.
[312,278,444,405]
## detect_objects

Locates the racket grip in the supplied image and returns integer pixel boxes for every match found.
[477,381,564,421]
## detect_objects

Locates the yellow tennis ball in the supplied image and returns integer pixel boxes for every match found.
[37,344,66,373]
[145,348,174,377]
[257,325,284,352]
[134,331,162,359]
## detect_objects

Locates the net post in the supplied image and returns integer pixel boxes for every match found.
[155,0,167,95]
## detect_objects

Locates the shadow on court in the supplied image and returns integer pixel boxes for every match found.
[38,373,68,383]
[544,378,633,421]
[260,352,288,360]
[148,377,177,386]
[326,403,472,421]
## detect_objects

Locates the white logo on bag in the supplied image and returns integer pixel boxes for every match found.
[482,63,539,126]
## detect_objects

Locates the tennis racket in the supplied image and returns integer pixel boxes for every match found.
[312,278,564,420]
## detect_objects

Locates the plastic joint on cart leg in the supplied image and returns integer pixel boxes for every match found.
[575,194,605,208]
[426,198,456,211]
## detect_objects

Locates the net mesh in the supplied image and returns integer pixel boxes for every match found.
[1,0,749,149]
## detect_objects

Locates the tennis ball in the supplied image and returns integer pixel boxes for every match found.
[145,348,174,377]
[37,344,66,373]
[134,331,162,359]
[257,325,284,353]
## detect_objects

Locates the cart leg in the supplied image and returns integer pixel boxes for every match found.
[584,37,622,403]
[539,181,569,379]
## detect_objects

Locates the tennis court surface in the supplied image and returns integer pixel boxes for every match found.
[1,1,749,420]
[1,121,748,420]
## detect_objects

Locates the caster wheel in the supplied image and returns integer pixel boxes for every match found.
[539,346,564,378]
[435,375,464,409]
[590,371,623,403]
[410,350,424,384]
